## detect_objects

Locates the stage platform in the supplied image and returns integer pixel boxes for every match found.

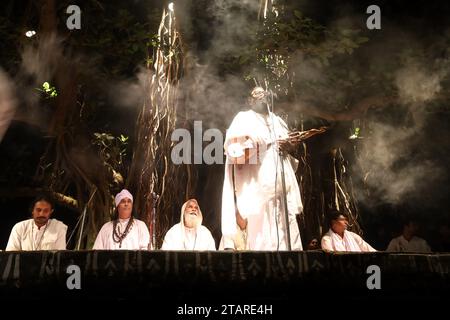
[1,250,448,306]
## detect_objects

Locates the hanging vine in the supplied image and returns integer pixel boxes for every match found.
[127,4,195,249]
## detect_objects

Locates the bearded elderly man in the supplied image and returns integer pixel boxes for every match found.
[6,193,67,251]
[162,199,216,250]
[93,189,150,250]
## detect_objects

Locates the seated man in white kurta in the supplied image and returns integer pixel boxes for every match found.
[386,219,431,253]
[321,210,376,252]
[93,189,150,250]
[162,199,216,250]
[6,194,67,251]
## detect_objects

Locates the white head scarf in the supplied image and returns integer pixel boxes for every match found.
[114,189,133,207]
[181,199,203,229]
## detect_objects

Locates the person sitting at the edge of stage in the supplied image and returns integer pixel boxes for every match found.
[321,210,376,252]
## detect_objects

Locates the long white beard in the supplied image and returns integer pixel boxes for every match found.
[184,214,200,229]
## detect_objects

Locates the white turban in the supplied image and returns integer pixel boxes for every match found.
[114,189,133,207]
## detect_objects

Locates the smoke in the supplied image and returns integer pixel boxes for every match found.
[356,121,445,205]
[395,60,449,105]
[20,34,64,85]
[107,67,151,110]
[357,48,450,205]
[354,52,449,206]
[166,1,260,130]
[0,69,17,141]
[14,34,65,126]
[178,62,247,129]
[206,0,259,58]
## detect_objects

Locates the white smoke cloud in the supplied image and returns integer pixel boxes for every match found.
[0,69,17,141]
[356,120,445,205]
[178,62,247,129]
[206,0,259,58]
[20,34,64,85]
[108,67,151,110]
[395,61,448,105]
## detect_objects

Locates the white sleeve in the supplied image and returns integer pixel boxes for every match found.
[161,228,175,250]
[386,239,398,252]
[5,223,22,251]
[138,221,150,250]
[422,240,432,253]
[355,234,376,252]
[54,223,68,250]
[321,235,333,251]
[93,225,107,249]
[205,229,216,251]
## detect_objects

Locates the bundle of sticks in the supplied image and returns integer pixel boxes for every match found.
[284,126,328,144]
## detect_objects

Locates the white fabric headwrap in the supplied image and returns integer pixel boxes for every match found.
[114,189,133,207]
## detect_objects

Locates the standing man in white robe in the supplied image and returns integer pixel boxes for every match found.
[221,87,303,251]
[6,194,67,251]
[93,189,150,250]
[321,210,376,252]
[162,199,216,250]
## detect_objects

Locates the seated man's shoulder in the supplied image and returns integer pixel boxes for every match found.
[10,219,36,233]
[390,235,403,243]
[348,230,363,239]
[98,220,113,230]
[234,110,257,120]
[52,219,67,227]
[133,218,147,227]
[321,233,331,239]
[413,236,429,245]
[14,219,32,228]
[166,223,181,234]
[321,233,331,242]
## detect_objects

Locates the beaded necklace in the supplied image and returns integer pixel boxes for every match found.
[112,217,134,248]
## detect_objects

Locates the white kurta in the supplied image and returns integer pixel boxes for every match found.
[6,218,67,251]
[162,224,216,250]
[386,235,431,253]
[321,229,376,252]
[93,218,150,250]
[221,110,303,250]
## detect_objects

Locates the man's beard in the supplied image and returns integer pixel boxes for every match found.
[34,217,48,227]
[250,101,267,114]
[184,213,200,229]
